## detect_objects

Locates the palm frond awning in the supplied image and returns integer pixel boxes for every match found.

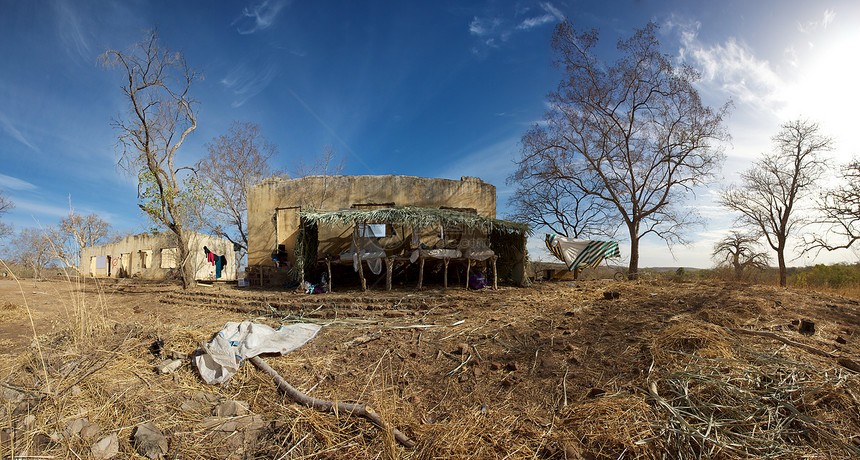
[300,206,531,235]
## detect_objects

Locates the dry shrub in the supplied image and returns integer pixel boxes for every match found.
[557,393,660,459]
[651,320,735,368]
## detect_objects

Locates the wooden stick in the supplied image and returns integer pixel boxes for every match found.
[443,258,449,289]
[417,256,424,289]
[465,259,471,289]
[249,356,416,447]
[729,327,860,372]
[386,256,394,291]
[492,256,498,290]
[326,258,333,293]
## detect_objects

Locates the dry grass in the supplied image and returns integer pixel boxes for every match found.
[0,277,859,458]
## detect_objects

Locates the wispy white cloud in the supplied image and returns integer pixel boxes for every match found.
[54,0,93,64]
[234,0,289,35]
[0,111,39,152]
[469,16,501,37]
[669,18,787,113]
[517,3,565,30]
[220,61,278,107]
[0,174,37,191]
[10,198,71,220]
[798,9,836,33]
[468,2,563,55]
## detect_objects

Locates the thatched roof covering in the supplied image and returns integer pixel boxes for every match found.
[301,206,531,234]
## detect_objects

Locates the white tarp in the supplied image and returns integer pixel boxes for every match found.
[195,321,322,385]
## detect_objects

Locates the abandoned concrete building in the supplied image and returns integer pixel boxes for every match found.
[80,231,237,281]
[246,175,529,289]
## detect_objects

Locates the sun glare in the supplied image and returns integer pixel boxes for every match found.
[782,29,860,162]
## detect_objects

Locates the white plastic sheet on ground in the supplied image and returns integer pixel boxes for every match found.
[195,321,322,385]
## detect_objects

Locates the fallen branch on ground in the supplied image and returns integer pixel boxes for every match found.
[249,355,416,448]
[729,327,860,372]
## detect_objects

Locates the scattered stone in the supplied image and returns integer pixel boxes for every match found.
[91,433,119,459]
[489,362,502,371]
[457,343,470,355]
[66,418,89,437]
[70,385,83,397]
[81,422,102,440]
[181,391,223,412]
[201,415,268,454]
[472,366,483,377]
[155,359,183,374]
[799,319,815,336]
[505,362,519,372]
[603,291,620,300]
[134,422,168,459]
[168,350,188,360]
[214,400,250,417]
[0,387,24,403]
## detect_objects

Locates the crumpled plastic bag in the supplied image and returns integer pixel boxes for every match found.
[195,321,322,385]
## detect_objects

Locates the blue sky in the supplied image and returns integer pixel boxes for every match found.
[2,0,860,268]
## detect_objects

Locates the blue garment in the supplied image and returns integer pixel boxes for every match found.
[215,255,222,279]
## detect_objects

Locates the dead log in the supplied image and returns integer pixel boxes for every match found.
[249,356,416,448]
[729,327,860,373]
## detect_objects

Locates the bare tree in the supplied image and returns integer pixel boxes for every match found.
[811,158,860,251]
[0,189,13,240]
[712,231,770,280]
[507,175,614,238]
[292,145,344,209]
[720,119,832,287]
[51,211,112,269]
[10,227,55,281]
[101,30,201,289]
[512,21,729,278]
[196,121,280,261]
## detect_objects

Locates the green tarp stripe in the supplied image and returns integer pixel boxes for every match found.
[570,241,619,269]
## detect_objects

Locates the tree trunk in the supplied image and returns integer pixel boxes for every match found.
[176,228,196,290]
[628,234,639,280]
[777,249,787,287]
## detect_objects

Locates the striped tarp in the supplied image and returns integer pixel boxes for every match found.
[545,234,620,271]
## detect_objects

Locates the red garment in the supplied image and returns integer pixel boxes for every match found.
[208,252,215,265]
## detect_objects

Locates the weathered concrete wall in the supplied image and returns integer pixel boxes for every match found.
[247,175,496,267]
[80,231,237,280]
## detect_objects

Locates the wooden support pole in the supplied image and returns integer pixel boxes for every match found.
[386,256,394,291]
[492,255,498,290]
[326,258,333,293]
[465,259,471,289]
[417,256,425,289]
[354,226,366,292]
[250,356,415,448]
[443,258,449,289]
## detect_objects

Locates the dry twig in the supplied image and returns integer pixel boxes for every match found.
[249,355,416,448]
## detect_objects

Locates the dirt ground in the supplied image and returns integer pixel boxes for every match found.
[0,276,859,459]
